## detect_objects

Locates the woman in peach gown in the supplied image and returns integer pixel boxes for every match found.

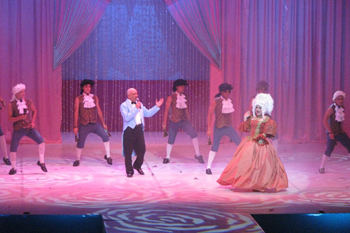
[217,93,288,192]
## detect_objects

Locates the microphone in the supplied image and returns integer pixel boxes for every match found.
[136,98,141,109]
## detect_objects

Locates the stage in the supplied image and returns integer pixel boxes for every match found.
[1,132,350,232]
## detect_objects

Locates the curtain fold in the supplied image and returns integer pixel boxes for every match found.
[0,0,62,143]
[53,0,110,69]
[164,0,222,69]
[221,0,350,143]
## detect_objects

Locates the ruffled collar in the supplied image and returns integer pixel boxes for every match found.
[221,96,234,113]
[176,92,187,109]
[334,103,345,122]
[83,93,96,108]
[16,99,27,114]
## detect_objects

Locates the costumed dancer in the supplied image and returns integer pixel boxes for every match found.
[0,95,10,165]
[217,93,288,192]
[7,84,47,175]
[244,81,279,152]
[206,83,241,175]
[319,91,350,174]
[162,79,204,164]
[73,79,112,166]
[120,88,163,177]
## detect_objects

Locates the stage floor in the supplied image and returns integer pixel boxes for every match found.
[1,132,350,232]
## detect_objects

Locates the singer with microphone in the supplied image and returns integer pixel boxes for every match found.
[72,79,112,167]
[7,84,47,175]
[120,88,164,178]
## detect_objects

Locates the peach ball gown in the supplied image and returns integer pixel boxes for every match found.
[217,116,288,192]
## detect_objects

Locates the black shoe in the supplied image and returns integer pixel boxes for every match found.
[319,168,325,174]
[9,168,17,175]
[104,155,112,165]
[127,173,133,178]
[73,160,80,167]
[206,168,212,175]
[163,158,170,164]
[195,155,205,164]
[37,161,48,172]
[3,157,11,165]
[133,167,145,175]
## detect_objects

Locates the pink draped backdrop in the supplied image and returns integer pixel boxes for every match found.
[53,0,111,69]
[1,0,349,144]
[165,0,222,69]
[0,0,62,143]
[0,0,110,143]
[219,0,350,142]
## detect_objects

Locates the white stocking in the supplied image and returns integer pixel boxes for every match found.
[38,143,45,163]
[10,152,17,169]
[76,148,83,161]
[166,143,173,159]
[207,151,216,169]
[104,141,111,158]
[192,137,200,156]
[320,154,328,169]
[0,135,8,158]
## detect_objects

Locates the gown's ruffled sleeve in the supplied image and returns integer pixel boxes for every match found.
[264,119,277,138]
[239,117,251,132]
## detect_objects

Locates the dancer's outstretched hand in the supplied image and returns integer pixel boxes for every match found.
[156,98,164,107]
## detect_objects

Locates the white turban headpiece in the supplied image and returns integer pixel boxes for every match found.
[11,83,26,101]
[333,91,345,101]
[252,93,274,118]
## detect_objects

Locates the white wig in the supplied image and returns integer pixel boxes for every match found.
[11,83,26,101]
[333,91,345,101]
[252,93,274,118]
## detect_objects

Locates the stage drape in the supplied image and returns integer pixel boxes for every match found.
[53,0,111,69]
[221,0,350,143]
[61,0,210,132]
[0,0,62,143]
[1,0,349,144]
[164,0,222,69]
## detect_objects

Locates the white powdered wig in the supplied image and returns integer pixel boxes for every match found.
[11,83,26,101]
[333,91,345,101]
[252,93,274,118]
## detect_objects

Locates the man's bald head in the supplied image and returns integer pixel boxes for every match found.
[127,88,138,102]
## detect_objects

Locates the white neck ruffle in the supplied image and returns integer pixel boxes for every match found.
[83,93,96,108]
[335,104,345,122]
[16,99,27,114]
[221,96,234,113]
[176,92,187,109]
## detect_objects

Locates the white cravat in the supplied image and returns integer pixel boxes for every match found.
[16,99,28,114]
[131,100,142,124]
[221,96,234,113]
[83,93,96,108]
[335,104,345,122]
[176,92,187,109]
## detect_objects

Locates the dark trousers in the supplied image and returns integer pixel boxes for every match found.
[77,123,109,148]
[123,125,145,174]
[325,133,350,157]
